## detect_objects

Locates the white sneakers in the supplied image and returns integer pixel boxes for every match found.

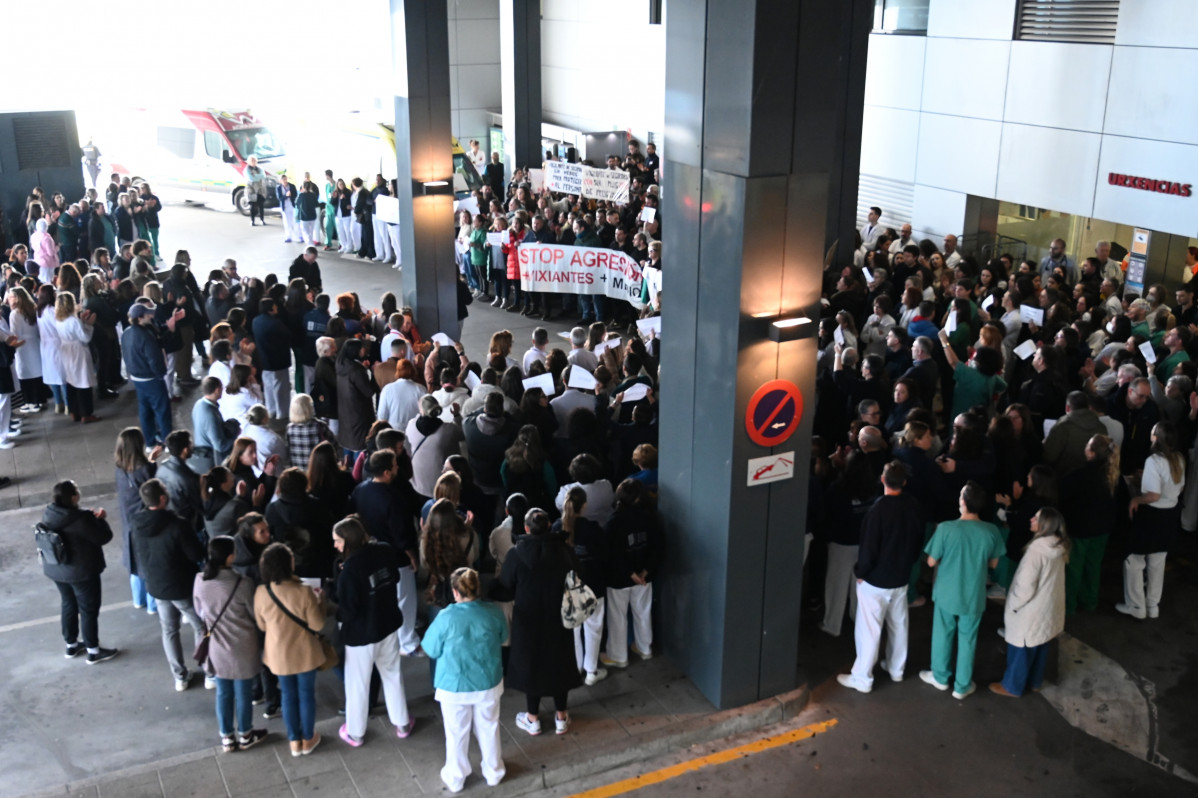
[919,670,949,691]
[1116,602,1147,620]
[515,712,541,736]
[952,683,976,700]
[836,674,872,694]
[585,668,608,686]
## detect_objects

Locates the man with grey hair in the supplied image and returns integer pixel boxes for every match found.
[1101,278,1123,318]
[1094,240,1121,284]
[566,326,599,372]
[902,336,939,409]
[1126,298,1151,337]
[889,223,913,257]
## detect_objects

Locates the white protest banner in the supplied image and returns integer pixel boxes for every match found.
[582,168,630,203]
[636,317,661,338]
[375,195,400,224]
[522,372,557,397]
[486,232,505,247]
[621,383,650,403]
[528,168,544,192]
[1020,305,1044,326]
[517,243,645,308]
[453,196,479,216]
[639,206,656,223]
[1042,419,1056,439]
[566,366,597,391]
[544,160,583,195]
[1013,339,1037,360]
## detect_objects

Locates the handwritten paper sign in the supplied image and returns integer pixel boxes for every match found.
[639,206,656,223]
[521,372,557,397]
[1020,305,1044,326]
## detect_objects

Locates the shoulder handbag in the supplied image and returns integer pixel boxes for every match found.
[265,582,338,671]
[193,575,242,667]
[561,569,598,630]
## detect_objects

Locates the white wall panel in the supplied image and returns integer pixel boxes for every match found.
[996,124,1101,216]
[860,106,920,182]
[1116,0,1198,48]
[456,65,502,110]
[1004,42,1111,132]
[1094,136,1198,237]
[916,113,1002,197]
[913,184,969,238]
[864,34,925,111]
[927,0,1017,40]
[921,39,1010,121]
[455,19,502,65]
[1104,47,1198,146]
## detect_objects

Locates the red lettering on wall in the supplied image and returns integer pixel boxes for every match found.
[1108,172,1193,198]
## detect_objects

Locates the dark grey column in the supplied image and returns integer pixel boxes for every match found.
[499,0,542,173]
[659,0,872,709]
[390,0,460,339]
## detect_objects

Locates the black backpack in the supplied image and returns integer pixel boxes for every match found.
[35,524,69,565]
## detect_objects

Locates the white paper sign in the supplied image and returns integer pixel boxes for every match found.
[645,267,663,302]
[861,266,874,285]
[747,452,796,486]
[636,317,662,338]
[639,206,656,223]
[566,366,597,391]
[834,326,846,346]
[544,160,584,195]
[543,160,629,202]
[946,310,958,334]
[1013,339,1038,360]
[374,195,400,225]
[594,336,621,355]
[455,238,469,256]
[1020,305,1044,326]
[464,371,481,391]
[453,196,479,216]
[556,331,573,340]
[621,383,650,403]
[486,232,505,247]
[528,168,544,193]
[431,332,454,347]
[521,372,557,397]
[981,294,995,311]
[1042,419,1057,438]
[1139,340,1157,363]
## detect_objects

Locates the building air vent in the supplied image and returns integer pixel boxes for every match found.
[13,115,72,170]
[1016,0,1119,45]
[856,174,915,235]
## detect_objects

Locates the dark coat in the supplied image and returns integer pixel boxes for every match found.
[335,542,404,647]
[251,312,292,372]
[129,507,204,601]
[499,534,583,697]
[156,455,204,532]
[265,493,335,579]
[312,355,338,418]
[40,503,113,583]
[335,352,377,451]
[605,506,664,589]
[115,463,156,572]
[202,491,253,540]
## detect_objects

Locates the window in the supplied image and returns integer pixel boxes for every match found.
[1016,0,1119,44]
[203,130,225,160]
[873,0,930,33]
[156,126,195,160]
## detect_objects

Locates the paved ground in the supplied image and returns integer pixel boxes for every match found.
[4,204,1196,797]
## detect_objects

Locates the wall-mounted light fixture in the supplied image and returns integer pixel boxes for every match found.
[766,315,814,343]
[415,179,454,196]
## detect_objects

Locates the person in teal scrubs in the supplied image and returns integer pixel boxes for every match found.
[323,171,338,251]
[920,482,1005,699]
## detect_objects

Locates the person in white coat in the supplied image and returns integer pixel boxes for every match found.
[53,293,101,423]
[8,288,43,411]
[37,287,67,414]
[989,507,1068,698]
[377,359,426,431]
[241,405,290,476]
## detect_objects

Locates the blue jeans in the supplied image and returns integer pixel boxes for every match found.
[129,574,158,612]
[579,294,606,322]
[48,383,66,406]
[277,670,318,741]
[132,378,172,445]
[1001,642,1048,697]
[215,677,256,736]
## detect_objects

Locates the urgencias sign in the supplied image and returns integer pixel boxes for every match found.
[1108,172,1192,197]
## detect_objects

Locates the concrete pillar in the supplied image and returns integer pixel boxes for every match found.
[658,0,872,709]
[499,0,542,175]
[389,0,460,339]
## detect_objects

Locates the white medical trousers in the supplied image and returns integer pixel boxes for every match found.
[373,217,393,262]
[438,684,505,792]
[849,581,909,688]
[280,200,298,241]
[397,565,420,653]
[605,584,652,663]
[261,369,290,420]
[573,596,605,674]
[343,630,410,739]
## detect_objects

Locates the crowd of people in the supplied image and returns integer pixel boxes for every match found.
[10,149,666,793]
[818,207,1194,700]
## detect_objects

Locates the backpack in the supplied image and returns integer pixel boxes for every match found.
[35,523,69,566]
[561,569,598,629]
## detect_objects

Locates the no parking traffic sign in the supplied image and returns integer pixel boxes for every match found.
[745,379,803,447]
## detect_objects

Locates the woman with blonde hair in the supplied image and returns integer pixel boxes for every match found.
[1119,422,1185,620]
[422,567,508,792]
[488,330,518,372]
[54,293,100,422]
[286,393,337,467]
[8,286,44,411]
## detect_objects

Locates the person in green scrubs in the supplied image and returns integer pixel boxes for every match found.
[920,482,1005,700]
[323,171,338,251]
[938,327,1005,420]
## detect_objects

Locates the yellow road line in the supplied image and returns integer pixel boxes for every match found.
[567,719,839,798]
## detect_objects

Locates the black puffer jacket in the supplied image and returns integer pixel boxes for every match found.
[129,507,204,601]
[334,542,404,647]
[40,503,113,583]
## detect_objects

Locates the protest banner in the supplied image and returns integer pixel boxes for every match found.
[544,161,583,195]
[517,243,645,308]
[543,161,630,203]
[375,195,400,224]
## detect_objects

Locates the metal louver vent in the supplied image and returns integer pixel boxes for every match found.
[1017,0,1119,44]
[857,174,915,233]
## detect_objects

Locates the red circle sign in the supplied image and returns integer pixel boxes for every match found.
[745,379,804,447]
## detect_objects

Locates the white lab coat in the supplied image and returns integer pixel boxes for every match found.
[54,315,96,388]
[10,310,42,379]
[38,307,64,385]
